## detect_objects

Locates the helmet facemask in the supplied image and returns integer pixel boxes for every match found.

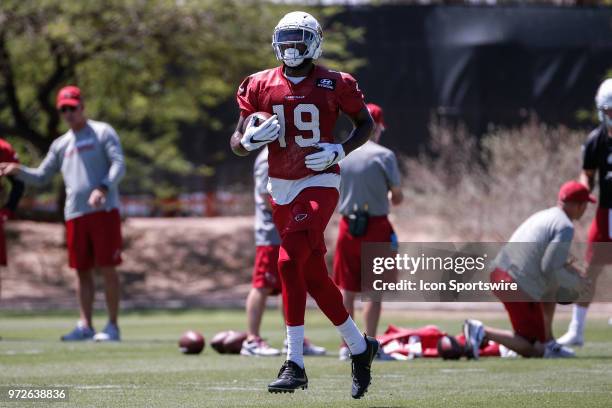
[272,27,322,68]
[599,106,612,129]
[595,79,612,129]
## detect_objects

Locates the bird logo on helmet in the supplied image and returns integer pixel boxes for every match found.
[595,78,612,127]
[271,11,323,68]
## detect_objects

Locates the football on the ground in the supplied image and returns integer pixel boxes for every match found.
[178,330,205,355]
[241,111,272,133]
[437,335,464,360]
[211,330,231,354]
[222,330,248,354]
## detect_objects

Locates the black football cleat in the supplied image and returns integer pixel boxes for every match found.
[350,334,379,399]
[268,360,308,393]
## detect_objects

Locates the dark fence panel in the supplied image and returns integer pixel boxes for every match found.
[192,5,612,188]
[333,5,612,153]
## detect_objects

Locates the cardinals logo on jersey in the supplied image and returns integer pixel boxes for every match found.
[294,213,308,222]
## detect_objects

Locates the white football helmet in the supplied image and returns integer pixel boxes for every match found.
[272,11,323,68]
[595,78,612,127]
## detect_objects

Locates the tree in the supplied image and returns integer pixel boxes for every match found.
[0,0,363,198]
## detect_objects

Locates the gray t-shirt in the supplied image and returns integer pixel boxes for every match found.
[254,148,281,246]
[495,206,581,300]
[338,141,401,216]
[16,119,125,221]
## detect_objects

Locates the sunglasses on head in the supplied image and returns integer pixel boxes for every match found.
[59,105,77,113]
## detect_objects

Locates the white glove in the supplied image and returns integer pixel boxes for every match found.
[304,143,346,171]
[240,114,280,151]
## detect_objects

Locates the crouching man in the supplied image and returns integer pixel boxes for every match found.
[464,181,593,359]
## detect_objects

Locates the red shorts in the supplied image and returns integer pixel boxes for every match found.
[0,219,6,266]
[333,215,396,292]
[586,207,612,265]
[252,245,281,295]
[491,268,546,343]
[271,187,339,253]
[66,209,123,270]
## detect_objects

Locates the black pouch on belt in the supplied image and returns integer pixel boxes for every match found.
[347,208,369,237]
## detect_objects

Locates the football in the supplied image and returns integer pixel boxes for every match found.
[437,335,464,360]
[178,330,205,355]
[222,330,248,354]
[210,330,230,354]
[240,111,272,134]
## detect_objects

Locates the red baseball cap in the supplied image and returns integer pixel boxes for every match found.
[366,103,386,130]
[558,181,596,203]
[56,86,82,109]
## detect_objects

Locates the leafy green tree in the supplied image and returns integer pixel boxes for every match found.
[0,0,363,198]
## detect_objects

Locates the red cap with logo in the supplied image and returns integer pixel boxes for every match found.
[558,180,596,203]
[56,86,82,109]
[366,103,386,130]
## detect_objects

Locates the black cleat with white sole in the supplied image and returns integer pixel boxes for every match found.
[350,334,379,399]
[268,360,308,393]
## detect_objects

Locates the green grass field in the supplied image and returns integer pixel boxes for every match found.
[1,309,611,407]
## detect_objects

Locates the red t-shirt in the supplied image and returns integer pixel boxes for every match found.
[236,65,365,180]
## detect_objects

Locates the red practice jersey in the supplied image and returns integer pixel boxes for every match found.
[237,65,365,180]
[0,139,18,164]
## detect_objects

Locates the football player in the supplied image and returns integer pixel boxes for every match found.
[558,78,612,346]
[230,11,377,398]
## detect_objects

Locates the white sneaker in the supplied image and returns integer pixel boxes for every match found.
[499,344,518,358]
[544,340,575,358]
[302,338,326,356]
[557,331,583,347]
[282,338,326,355]
[376,349,396,361]
[93,322,121,342]
[240,337,280,356]
[338,345,350,361]
[61,321,95,341]
[463,319,485,360]
[608,317,612,326]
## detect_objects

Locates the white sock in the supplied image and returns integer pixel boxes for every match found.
[286,325,304,368]
[569,305,588,334]
[336,317,366,355]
